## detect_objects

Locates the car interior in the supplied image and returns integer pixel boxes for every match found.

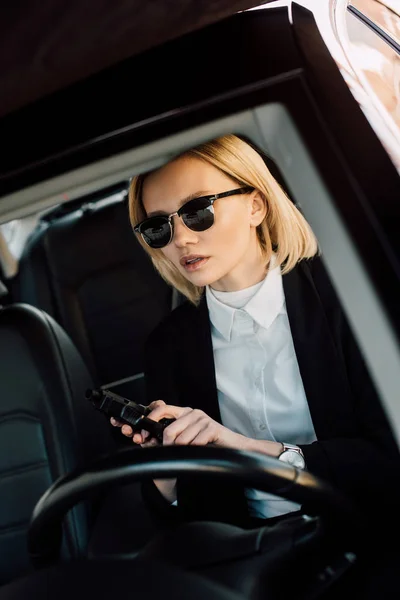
[13,181,176,401]
[0,2,400,599]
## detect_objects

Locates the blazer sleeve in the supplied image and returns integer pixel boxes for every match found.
[298,259,400,521]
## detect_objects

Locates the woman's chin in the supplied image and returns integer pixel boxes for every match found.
[184,273,213,287]
[182,268,219,288]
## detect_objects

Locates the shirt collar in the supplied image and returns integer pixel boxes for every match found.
[206,259,285,342]
[206,287,235,342]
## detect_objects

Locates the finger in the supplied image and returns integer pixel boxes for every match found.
[132,433,144,444]
[147,400,166,411]
[163,418,207,446]
[147,404,192,423]
[141,429,150,441]
[163,412,208,446]
[121,424,133,437]
[188,426,216,446]
[141,437,159,448]
[110,417,122,427]
[170,421,211,446]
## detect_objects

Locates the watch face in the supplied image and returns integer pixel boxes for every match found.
[279,450,305,469]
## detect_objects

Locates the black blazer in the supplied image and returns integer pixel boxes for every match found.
[141,257,400,530]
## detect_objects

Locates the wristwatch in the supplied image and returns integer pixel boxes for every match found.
[278,443,306,470]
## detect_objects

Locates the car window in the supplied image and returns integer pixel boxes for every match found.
[326,0,400,172]
[350,0,400,45]
[346,0,400,145]
[0,214,40,260]
[0,215,40,278]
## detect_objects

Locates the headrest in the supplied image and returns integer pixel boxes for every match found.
[0,280,8,298]
[40,181,129,224]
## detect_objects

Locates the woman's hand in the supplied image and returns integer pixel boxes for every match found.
[111,400,246,451]
[111,400,283,455]
[111,400,245,448]
[143,401,251,449]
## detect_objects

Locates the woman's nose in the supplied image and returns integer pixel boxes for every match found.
[172,215,198,247]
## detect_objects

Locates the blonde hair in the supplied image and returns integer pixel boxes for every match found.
[129,134,319,305]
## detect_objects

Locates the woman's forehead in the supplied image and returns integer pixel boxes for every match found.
[142,155,233,210]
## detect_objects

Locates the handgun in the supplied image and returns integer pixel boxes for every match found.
[86,388,175,444]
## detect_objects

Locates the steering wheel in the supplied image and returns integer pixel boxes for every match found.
[27,446,360,598]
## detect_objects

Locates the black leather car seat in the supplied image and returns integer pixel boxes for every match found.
[14,187,174,400]
[0,280,117,586]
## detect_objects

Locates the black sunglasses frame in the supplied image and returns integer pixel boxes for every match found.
[134,186,254,248]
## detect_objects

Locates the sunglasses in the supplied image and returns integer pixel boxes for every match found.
[134,186,254,249]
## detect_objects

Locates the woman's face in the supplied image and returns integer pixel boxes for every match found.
[141,155,266,291]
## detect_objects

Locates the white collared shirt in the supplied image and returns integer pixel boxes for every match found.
[205,261,317,519]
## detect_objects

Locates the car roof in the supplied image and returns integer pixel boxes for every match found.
[0,0,274,118]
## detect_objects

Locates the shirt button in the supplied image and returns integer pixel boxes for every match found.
[259,424,267,430]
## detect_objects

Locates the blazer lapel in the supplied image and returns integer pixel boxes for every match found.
[282,261,354,439]
[179,295,222,423]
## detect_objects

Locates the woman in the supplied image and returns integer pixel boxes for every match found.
[112,134,400,531]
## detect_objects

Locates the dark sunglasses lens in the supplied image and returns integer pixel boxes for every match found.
[140,217,171,248]
[182,197,214,232]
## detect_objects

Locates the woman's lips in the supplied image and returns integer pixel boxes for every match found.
[182,257,209,272]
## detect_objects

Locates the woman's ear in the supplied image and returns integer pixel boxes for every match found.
[249,191,267,227]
